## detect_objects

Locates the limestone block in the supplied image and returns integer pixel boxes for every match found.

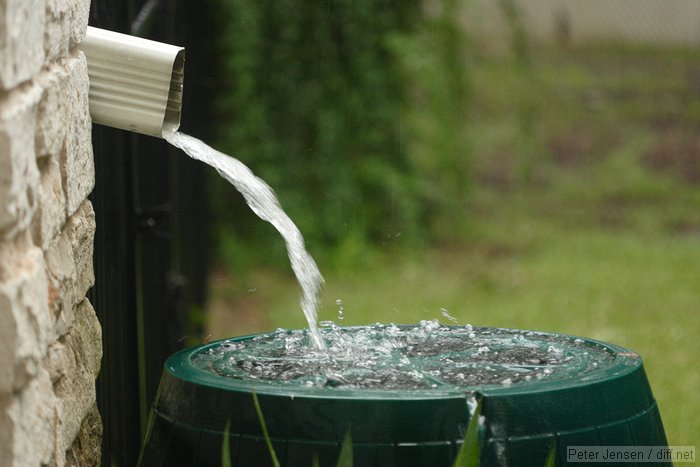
[65,403,102,467]
[32,155,67,252]
[74,298,101,377]
[0,242,51,394]
[46,300,102,392]
[68,0,90,48]
[45,0,71,61]
[0,84,41,238]
[46,228,76,336]
[46,339,69,384]
[66,201,95,299]
[51,299,101,461]
[61,53,94,216]
[52,336,94,461]
[36,64,69,158]
[45,201,95,337]
[0,0,46,89]
[0,367,56,467]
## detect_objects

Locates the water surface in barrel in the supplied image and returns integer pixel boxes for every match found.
[192,321,617,392]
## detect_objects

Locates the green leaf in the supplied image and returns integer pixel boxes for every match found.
[221,420,231,467]
[252,392,281,467]
[543,442,557,467]
[453,398,482,467]
[336,428,353,467]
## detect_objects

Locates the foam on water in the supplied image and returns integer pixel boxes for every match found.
[192,322,617,392]
[164,131,325,349]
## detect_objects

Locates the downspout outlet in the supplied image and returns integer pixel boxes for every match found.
[80,27,185,138]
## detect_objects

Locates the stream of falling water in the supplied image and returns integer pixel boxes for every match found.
[164,131,326,350]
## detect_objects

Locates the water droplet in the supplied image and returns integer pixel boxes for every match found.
[335,298,344,320]
[467,395,478,415]
[440,308,459,323]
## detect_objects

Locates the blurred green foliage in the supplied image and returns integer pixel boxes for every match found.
[210,0,471,269]
[389,0,472,239]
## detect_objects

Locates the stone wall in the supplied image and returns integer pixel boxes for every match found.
[1,0,102,465]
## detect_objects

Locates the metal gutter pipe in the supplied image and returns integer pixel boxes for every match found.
[79,26,185,138]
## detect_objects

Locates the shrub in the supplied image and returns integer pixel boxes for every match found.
[211,0,470,267]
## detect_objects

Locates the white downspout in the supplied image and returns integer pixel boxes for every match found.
[79,27,185,138]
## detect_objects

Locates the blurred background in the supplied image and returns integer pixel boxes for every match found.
[196,0,699,444]
[89,1,698,460]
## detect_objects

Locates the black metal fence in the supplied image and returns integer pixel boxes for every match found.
[88,1,216,465]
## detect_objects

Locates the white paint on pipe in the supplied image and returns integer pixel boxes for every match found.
[80,27,185,138]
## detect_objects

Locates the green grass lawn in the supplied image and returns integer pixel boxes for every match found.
[209,185,700,443]
[207,44,700,444]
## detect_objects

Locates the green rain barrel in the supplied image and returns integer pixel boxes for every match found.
[138,325,668,466]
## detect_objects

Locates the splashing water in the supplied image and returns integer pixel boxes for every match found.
[164,131,325,349]
[440,308,458,323]
[335,298,344,321]
[192,322,616,391]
